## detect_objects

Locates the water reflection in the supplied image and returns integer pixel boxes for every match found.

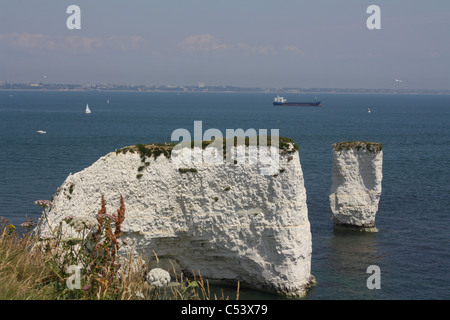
[307,229,384,299]
[329,229,382,274]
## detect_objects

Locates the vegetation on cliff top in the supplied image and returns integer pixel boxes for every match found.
[332,141,383,153]
[116,136,299,179]
[116,136,300,160]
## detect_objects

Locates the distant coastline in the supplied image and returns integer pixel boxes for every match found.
[1,82,449,95]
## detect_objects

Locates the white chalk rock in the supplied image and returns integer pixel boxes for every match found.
[36,141,314,297]
[329,141,383,232]
[147,268,171,287]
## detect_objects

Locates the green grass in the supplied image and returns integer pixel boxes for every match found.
[0,230,56,299]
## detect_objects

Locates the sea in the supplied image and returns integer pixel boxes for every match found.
[0,90,449,300]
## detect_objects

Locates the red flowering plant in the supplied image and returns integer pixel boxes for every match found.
[86,195,126,296]
[35,195,127,299]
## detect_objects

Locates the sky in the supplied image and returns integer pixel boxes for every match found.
[0,0,449,89]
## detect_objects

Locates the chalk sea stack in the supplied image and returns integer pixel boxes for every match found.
[35,138,315,297]
[329,141,383,232]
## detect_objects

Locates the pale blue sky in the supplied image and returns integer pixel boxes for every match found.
[0,1,449,89]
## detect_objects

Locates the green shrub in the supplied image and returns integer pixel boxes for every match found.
[333,141,383,153]
[178,168,198,173]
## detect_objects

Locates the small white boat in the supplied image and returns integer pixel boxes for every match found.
[368,108,371,114]
[36,130,46,134]
[85,104,91,114]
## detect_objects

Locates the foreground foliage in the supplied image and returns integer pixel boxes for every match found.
[0,196,238,300]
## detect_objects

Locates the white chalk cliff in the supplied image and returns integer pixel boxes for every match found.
[329,141,383,232]
[36,140,314,297]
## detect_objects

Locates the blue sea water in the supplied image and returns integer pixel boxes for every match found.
[0,91,449,300]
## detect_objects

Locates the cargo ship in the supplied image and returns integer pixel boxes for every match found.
[273,95,321,106]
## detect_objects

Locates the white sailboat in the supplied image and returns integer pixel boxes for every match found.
[85,103,91,114]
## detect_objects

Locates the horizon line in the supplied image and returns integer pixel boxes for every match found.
[1,82,449,93]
